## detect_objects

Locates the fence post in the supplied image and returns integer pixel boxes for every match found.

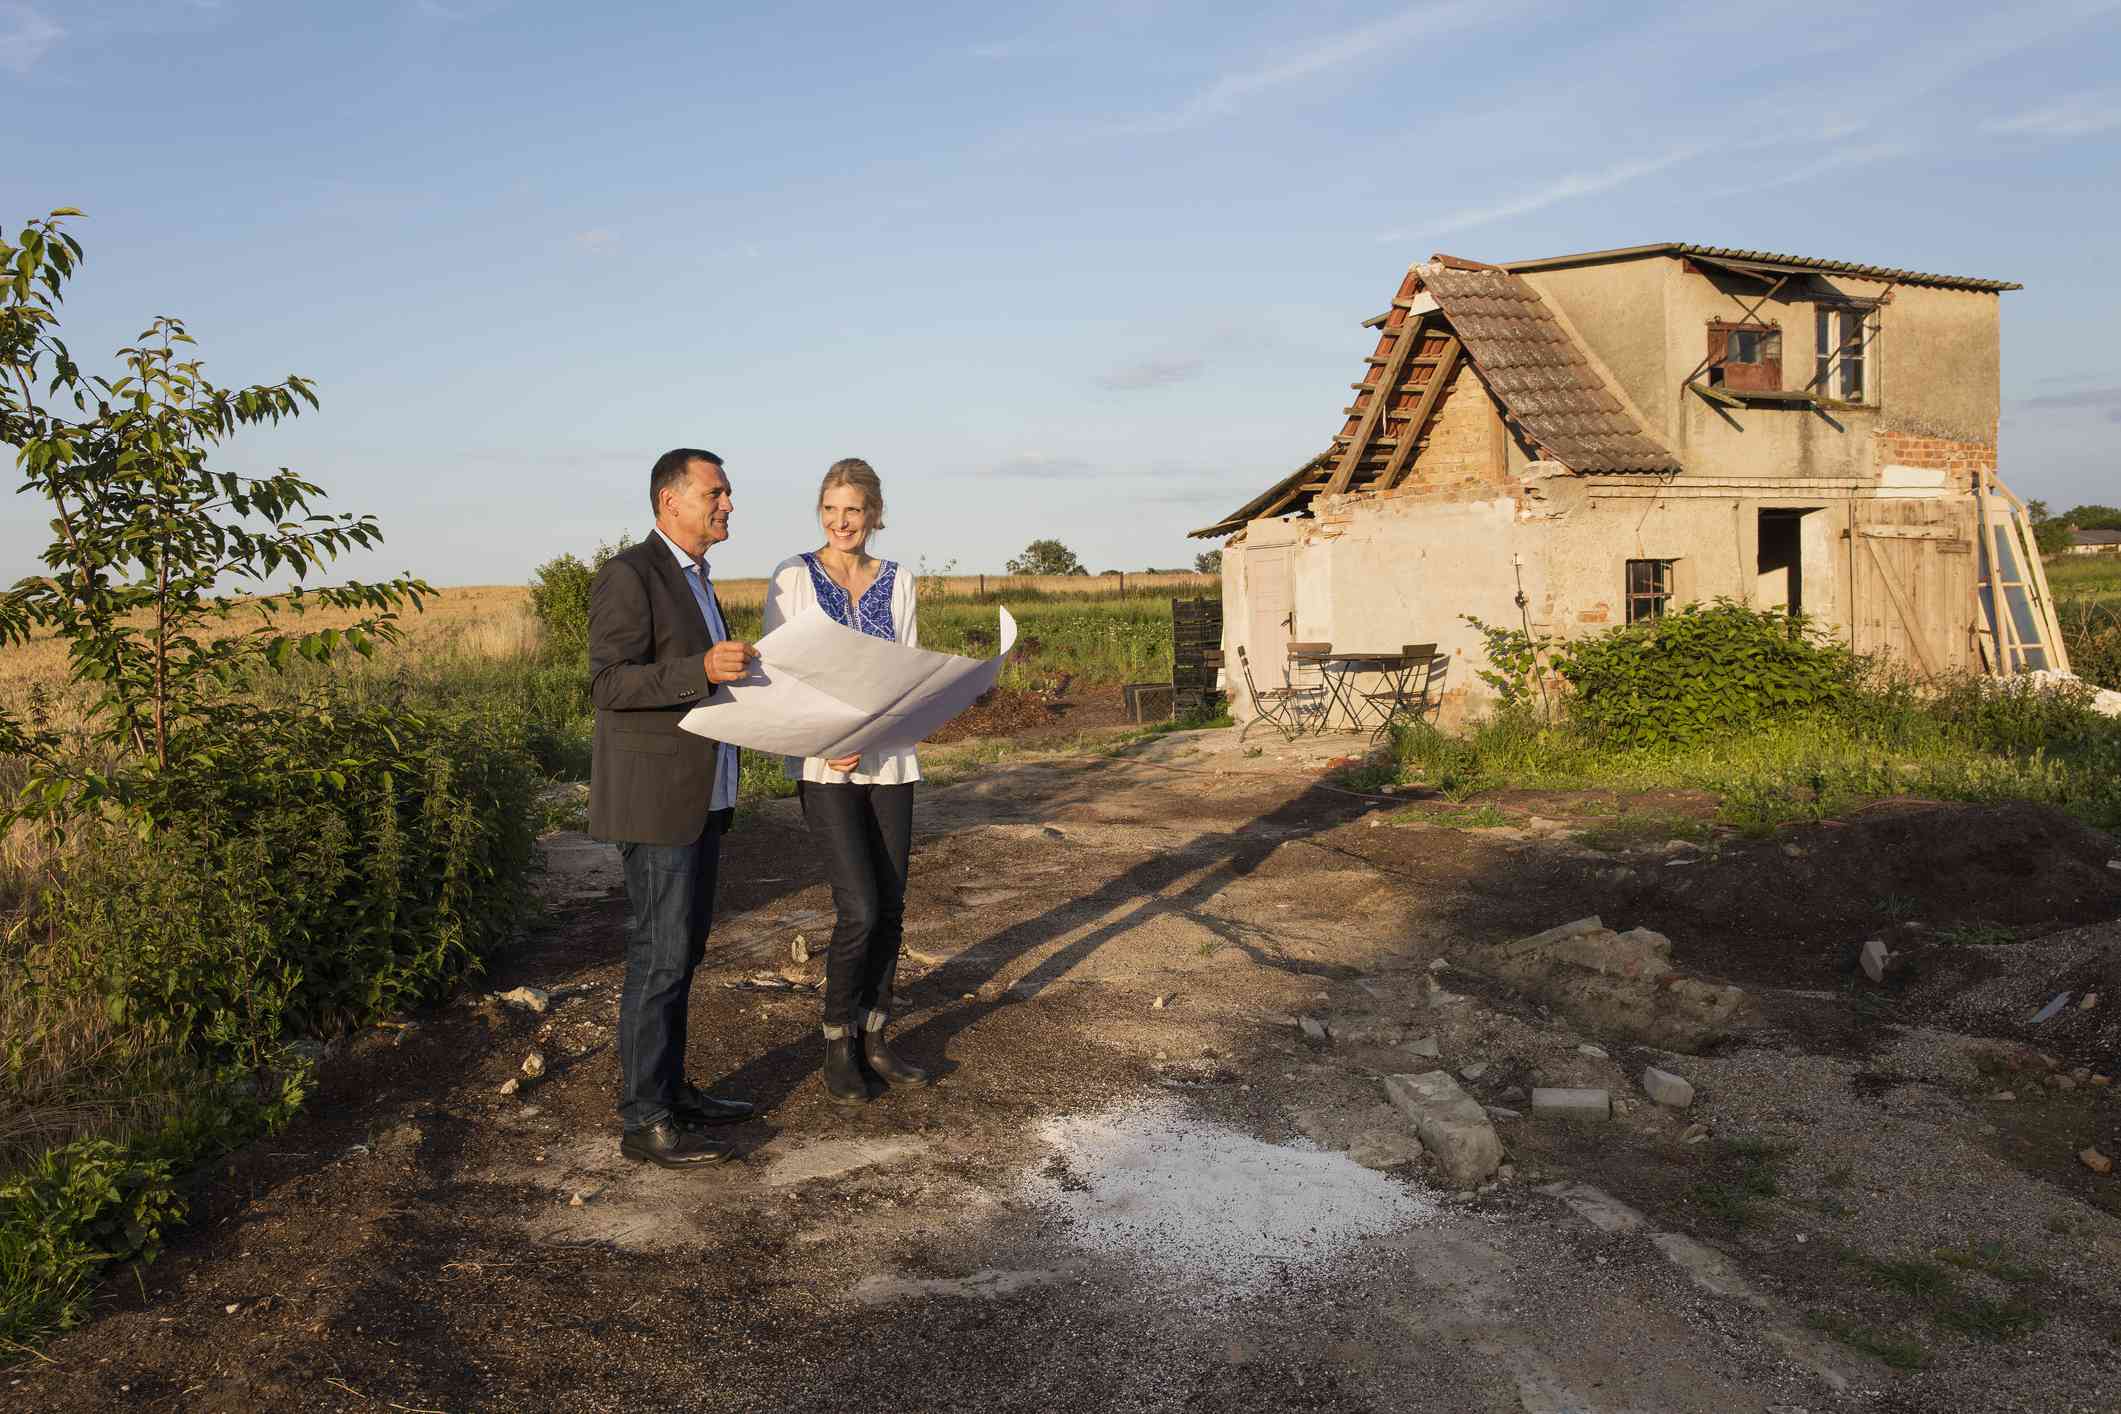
[979,574,985,598]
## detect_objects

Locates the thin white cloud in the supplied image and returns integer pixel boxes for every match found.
[1079,1,1502,136]
[1172,2,1492,127]
[984,453,1095,479]
[2020,385,2121,423]
[572,228,619,251]
[0,3,63,74]
[1387,143,1711,244]
[1698,138,1911,201]
[1987,90,2121,138]
[1094,356,1204,391]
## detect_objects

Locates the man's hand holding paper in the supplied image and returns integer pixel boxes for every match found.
[678,607,1016,760]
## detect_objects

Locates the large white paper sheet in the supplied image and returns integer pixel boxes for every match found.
[677,608,1017,758]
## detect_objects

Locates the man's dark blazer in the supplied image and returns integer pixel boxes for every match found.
[587,535,732,846]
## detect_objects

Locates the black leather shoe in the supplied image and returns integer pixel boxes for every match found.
[822,1033,870,1106]
[620,1118,736,1168]
[863,1028,932,1087]
[674,1082,754,1128]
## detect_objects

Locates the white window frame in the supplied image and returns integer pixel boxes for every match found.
[1813,304,1877,406]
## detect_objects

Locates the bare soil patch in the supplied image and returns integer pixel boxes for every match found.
[927,682,1129,744]
[17,726,2121,1412]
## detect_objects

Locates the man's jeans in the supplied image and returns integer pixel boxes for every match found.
[616,813,727,1131]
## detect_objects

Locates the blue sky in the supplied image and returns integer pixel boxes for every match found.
[4,0,2118,585]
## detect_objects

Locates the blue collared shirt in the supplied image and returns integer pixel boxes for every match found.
[653,528,740,814]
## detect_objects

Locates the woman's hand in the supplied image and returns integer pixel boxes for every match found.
[824,753,861,773]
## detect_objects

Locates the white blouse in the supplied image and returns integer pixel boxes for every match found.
[761,553,922,785]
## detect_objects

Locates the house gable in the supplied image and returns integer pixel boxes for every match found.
[1192,257,1674,538]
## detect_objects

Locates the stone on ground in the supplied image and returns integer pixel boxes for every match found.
[2082,1147,2113,1175]
[1642,1066,1695,1109]
[1300,1017,1328,1042]
[497,985,550,1013]
[1406,1034,1441,1059]
[1383,1070,1504,1187]
[1859,939,1890,984]
[1456,916,1756,1053]
[1345,1129,1425,1171]
[1531,1087,1612,1122]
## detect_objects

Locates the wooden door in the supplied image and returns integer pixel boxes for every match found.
[1245,547,1294,682]
[1850,499,1977,675]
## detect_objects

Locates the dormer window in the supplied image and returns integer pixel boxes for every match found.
[1706,320,1782,392]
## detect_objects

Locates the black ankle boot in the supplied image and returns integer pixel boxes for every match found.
[862,1014,932,1087]
[822,1031,870,1106]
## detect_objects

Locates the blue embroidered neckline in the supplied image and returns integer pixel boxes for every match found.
[802,553,897,641]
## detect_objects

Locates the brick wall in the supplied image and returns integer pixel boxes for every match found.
[1874,431,1995,482]
[1379,374,1507,503]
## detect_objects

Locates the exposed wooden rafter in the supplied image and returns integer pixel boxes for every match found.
[1322,305,1429,496]
[1375,337,1464,491]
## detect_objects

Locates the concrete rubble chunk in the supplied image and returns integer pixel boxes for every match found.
[1859,940,1889,985]
[1383,1071,1504,1188]
[1458,916,1757,1054]
[1345,1129,1425,1171]
[497,986,550,1013]
[1531,1087,1612,1122]
[1642,1066,1695,1109]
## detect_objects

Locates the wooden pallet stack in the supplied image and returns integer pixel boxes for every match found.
[1171,596,1225,713]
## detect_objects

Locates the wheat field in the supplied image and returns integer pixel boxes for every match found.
[0,586,541,720]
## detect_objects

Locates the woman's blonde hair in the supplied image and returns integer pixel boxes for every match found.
[819,457,885,533]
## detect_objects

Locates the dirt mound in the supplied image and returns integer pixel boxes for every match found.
[1593,800,2121,985]
[927,684,1129,744]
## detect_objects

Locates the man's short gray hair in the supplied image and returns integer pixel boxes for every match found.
[649,447,723,518]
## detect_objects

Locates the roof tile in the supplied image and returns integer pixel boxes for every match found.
[1420,263,1678,475]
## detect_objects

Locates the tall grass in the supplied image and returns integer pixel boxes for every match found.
[2047,555,2121,689]
[1393,671,2121,835]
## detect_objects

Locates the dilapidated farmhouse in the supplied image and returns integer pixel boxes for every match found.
[1193,244,2071,723]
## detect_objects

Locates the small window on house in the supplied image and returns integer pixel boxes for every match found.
[1706,320,1782,392]
[1625,559,1674,624]
[1815,306,1872,403]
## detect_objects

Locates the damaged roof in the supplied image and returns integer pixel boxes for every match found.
[1420,263,1679,475]
[1190,258,1676,538]
[1502,242,2022,294]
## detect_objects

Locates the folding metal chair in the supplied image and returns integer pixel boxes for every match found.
[1284,642,1333,734]
[1236,644,1319,741]
[1359,642,1439,738]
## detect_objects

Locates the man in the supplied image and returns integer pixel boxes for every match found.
[589,448,760,1168]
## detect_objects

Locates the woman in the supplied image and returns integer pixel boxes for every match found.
[762,458,931,1105]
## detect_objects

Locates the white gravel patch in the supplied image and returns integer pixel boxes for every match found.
[1019,1096,1440,1301]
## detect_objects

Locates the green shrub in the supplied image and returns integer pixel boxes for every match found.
[0,1138,180,1346]
[0,1055,309,1348]
[1553,601,1859,749]
[38,702,538,1062]
[2058,599,2121,690]
[529,552,596,661]
[529,542,624,668]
